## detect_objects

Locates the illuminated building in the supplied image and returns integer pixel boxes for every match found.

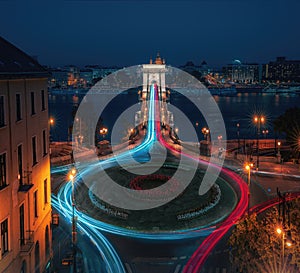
[262,56,300,83]
[0,36,52,273]
[222,59,260,83]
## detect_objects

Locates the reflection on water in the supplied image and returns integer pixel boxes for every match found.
[49,91,300,141]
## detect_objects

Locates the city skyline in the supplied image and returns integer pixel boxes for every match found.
[1,0,300,68]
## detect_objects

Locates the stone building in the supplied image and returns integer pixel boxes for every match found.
[0,36,52,273]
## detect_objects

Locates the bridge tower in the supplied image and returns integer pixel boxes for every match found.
[135,53,173,129]
[142,52,167,101]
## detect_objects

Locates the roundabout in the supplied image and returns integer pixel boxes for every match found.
[74,162,238,232]
[54,80,249,273]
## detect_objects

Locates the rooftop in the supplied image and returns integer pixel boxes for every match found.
[0,36,49,78]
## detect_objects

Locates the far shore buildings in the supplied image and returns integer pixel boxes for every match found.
[0,36,52,273]
[262,56,300,83]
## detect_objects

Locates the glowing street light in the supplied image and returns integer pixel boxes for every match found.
[99,127,108,138]
[253,115,265,170]
[277,141,282,164]
[49,118,55,126]
[202,127,210,142]
[218,135,223,148]
[276,226,293,265]
[237,123,240,153]
[69,168,77,272]
[245,162,253,214]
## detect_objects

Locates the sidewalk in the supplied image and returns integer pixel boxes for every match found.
[51,207,85,273]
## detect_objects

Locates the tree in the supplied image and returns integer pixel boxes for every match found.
[273,107,300,143]
[228,200,300,273]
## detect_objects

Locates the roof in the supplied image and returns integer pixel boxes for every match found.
[0,36,49,79]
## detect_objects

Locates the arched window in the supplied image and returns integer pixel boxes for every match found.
[34,241,40,273]
[20,260,26,273]
[45,225,50,258]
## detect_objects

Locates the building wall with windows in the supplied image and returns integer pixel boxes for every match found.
[222,60,260,83]
[262,57,300,83]
[0,36,52,273]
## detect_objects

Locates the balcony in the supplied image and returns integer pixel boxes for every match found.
[19,231,34,255]
[18,170,33,192]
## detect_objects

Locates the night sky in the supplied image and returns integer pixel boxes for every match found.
[1,0,299,68]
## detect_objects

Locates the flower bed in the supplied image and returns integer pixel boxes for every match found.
[89,184,129,219]
[127,174,180,200]
[176,184,221,220]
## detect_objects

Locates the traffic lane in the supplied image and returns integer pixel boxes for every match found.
[103,232,206,271]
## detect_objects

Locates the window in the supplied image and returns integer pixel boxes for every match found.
[1,219,8,255]
[44,179,48,204]
[16,94,22,121]
[32,136,37,166]
[0,95,5,127]
[0,153,7,189]
[21,260,27,273]
[41,90,45,111]
[34,191,38,218]
[20,204,25,245]
[18,145,23,185]
[45,226,49,258]
[42,130,47,156]
[30,92,35,115]
[34,241,40,273]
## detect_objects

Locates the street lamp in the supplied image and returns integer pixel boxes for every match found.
[262,129,269,148]
[49,117,55,141]
[69,168,77,273]
[276,227,293,266]
[202,127,210,142]
[253,115,265,170]
[99,127,108,138]
[277,141,281,164]
[237,123,240,154]
[218,135,223,147]
[245,162,253,214]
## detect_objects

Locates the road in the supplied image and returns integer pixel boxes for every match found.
[53,84,296,273]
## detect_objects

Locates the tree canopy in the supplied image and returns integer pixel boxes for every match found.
[273,107,300,142]
[228,199,300,273]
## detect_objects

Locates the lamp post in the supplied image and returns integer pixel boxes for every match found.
[253,115,265,170]
[202,127,210,142]
[218,135,223,147]
[276,188,293,266]
[277,141,282,165]
[237,123,240,154]
[276,226,293,266]
[262,129,269,148]
[75,118,83,146]
[49,117,55,142]
[99,127,108,138]
[245,162,253,214]
[69,168,77,273]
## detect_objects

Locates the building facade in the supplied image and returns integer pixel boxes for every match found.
[222,60,260,83]
[0,37,52,273]
[262,57,300,83]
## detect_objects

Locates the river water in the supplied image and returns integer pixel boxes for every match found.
[49,90,300,142]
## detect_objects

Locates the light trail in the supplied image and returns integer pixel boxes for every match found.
[52,194,124,273]
[57,84,216,239]
[54,84,248,273]
[152,84,249,273]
